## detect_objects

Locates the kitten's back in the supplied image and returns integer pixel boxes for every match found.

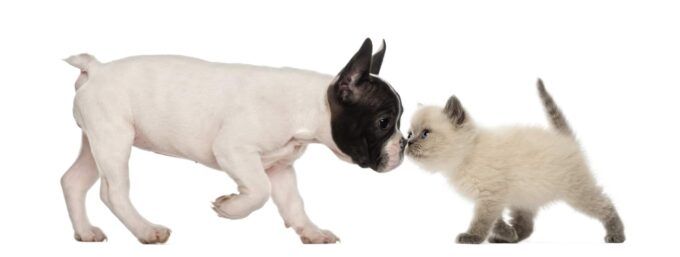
[473,127,585,178]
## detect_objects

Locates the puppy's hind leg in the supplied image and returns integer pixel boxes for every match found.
[61,133,107,242]
[565,185,625,243]
[85,123,171,244]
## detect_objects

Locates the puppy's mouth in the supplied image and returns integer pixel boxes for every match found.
[374,157,399,173]
[374,146,405,173]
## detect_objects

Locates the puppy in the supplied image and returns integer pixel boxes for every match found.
[405,80,625,243]
[60,39,406,244]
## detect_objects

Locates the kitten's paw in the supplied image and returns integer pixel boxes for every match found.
[456,232,484,244]
[605,233,625,243]
[488,236,516,243]
[489,222,518,243]
[74,226,107,242]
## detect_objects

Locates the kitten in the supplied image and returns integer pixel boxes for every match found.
[405,80,625,244]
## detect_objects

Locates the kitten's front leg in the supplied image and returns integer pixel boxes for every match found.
[457,200,504,244]
[267,164,340,244]
[488,219,519,243]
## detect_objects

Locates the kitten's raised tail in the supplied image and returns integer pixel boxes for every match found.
[537,79,573,136]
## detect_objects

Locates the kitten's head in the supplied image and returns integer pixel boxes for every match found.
[405,95,476,171]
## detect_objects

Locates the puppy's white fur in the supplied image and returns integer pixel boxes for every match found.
[406,84,624,244]
[60,54,402,244]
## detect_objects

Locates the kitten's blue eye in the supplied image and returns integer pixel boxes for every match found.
[421,129,430,139]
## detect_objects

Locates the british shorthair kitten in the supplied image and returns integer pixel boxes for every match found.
[405,80,624,244]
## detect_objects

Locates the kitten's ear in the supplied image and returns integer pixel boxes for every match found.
[443,95,466,126]
[370,39,386,75]
[333,38,373,104]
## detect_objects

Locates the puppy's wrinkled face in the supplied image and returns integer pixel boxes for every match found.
[328,39,405,172]
[406,96,473,170]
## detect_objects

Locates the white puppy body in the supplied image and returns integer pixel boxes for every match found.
[62,53,402,244]
[74,55,345,169]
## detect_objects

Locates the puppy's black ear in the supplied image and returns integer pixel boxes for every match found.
[334,38,373,104]
[370,39,386,75]
[443,95,466,126]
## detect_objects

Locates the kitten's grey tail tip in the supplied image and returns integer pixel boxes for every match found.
[536,78,545,89]
[536,79,573,136]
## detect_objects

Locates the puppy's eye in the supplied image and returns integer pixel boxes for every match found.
[421,129,430,139]
[378,118,390,130]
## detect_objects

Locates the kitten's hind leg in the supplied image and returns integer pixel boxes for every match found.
[565,186,625,243]
[488,208,536,243]
[510,208,536,242]
[457,200,503,244]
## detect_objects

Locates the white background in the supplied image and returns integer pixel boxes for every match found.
[1,0,678,256]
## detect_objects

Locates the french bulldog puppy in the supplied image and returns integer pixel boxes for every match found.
[60,39,406,244]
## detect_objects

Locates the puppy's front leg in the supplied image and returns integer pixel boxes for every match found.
[212,147,271,219]
[267,165,340,244]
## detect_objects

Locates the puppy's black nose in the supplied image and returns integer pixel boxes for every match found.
[399,137,407,149]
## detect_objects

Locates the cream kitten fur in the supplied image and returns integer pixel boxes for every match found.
[406,80,624,244]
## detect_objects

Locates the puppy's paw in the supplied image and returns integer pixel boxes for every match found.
[299,227,340,244]
[137,225,171,244]
[605,233,625,243]
[456,232,484,244]
[212,194,257,219]
[74,226,107,242]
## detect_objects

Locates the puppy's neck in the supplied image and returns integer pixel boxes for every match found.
[313,84,353,163]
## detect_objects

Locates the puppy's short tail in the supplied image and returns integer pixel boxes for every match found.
[64,53,99,90]
[537,79,573,136]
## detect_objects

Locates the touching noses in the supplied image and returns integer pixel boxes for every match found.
[399,137,407,150]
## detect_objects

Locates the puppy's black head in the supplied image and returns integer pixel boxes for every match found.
[327,38,405,172]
